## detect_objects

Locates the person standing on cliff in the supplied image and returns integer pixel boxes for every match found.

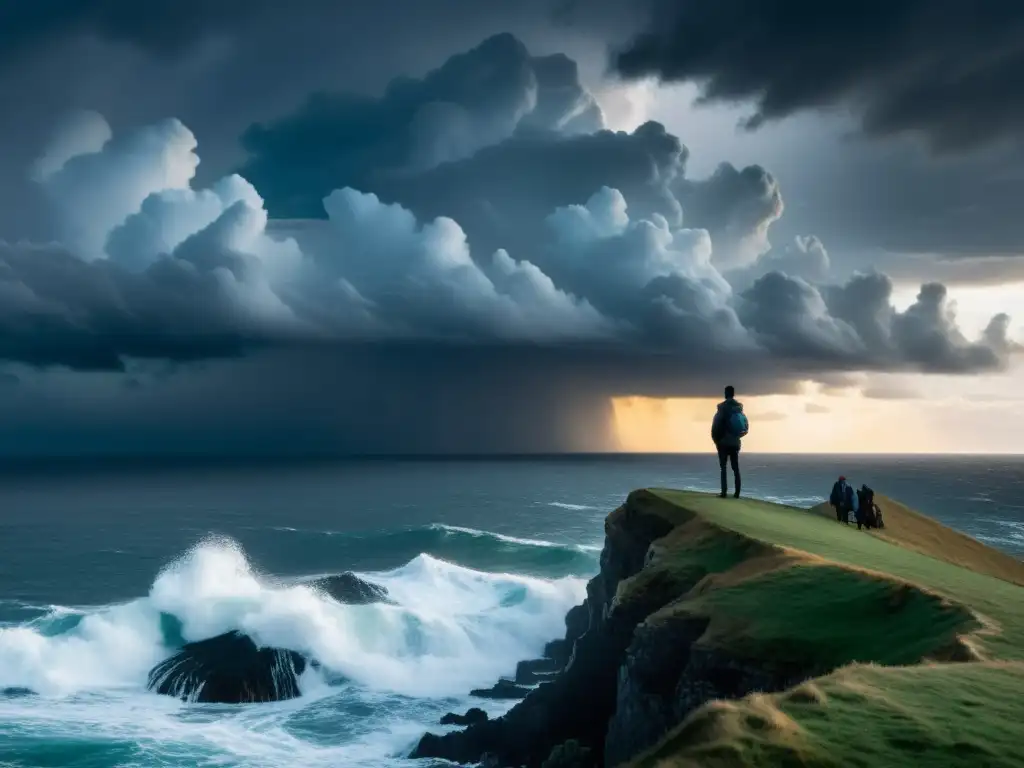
[711,385,747,498]
[830,476,854,524]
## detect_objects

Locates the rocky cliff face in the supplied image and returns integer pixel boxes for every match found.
[410,490,811,767]
[604,620,808,766]
[411,489,681,766]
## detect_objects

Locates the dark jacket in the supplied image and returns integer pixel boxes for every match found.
[711,398,744,448]
[830,480,853,507]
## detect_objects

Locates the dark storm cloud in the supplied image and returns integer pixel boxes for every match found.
[765,128,1024,263]
[0,0,632,64]
[0,31,1018,454]
[239,33,605,219]
[0,0,253,62]
[740,271,1016,374]
[8,94,1011,383]
[0,0,641,243]
[0,239,260,370]
[612,0,1024,151]
[241,34,782,269]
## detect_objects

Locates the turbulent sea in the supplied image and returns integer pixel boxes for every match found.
[0,454,1021,767]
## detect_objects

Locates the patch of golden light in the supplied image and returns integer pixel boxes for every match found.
[611,388,1024,454]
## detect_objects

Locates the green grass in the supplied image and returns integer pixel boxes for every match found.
[615,518,772,613]
[666,564,976,673]
[650,490,1024,661]
[613,489,1024,768]
[633,663,1024,768]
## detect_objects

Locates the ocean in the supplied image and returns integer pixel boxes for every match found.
[0,454,1022,767]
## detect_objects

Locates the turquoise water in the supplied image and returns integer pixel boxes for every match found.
[0,455,1021,766]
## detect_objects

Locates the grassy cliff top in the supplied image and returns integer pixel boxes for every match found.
[615,489,1024,768]
[631,489,1024,660]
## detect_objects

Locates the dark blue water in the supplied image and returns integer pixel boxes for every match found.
[0,454,1021,767]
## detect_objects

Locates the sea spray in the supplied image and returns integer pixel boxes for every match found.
[0,599,165,695]
[1,536,585,699]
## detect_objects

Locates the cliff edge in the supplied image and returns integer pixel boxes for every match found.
[412,489,1024,768]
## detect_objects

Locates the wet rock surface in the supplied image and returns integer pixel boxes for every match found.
[470,679,532,700]
[440,707,489,726]
[309,572,391,604]
[147,631,307,704]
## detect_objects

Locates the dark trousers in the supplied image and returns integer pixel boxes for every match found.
[834,503,850,524]
[717,445,741,496]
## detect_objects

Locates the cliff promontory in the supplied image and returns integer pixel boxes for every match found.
[412,489,1024,768]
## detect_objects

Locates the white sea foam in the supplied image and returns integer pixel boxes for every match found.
[0,537,584,700]
[546,502,598,511]
[432,523,564,548]
[0,688,430,768]
[0,599,165,695]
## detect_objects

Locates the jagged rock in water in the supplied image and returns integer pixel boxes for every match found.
[470,679,531,700]
[147,631,307,704]
[515,658,561,684]
[310,573,391,604]
[441,707,489,726]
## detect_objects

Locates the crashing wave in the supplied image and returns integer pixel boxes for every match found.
[0,536,586,700]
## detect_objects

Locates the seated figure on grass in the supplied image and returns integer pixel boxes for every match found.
[856,484,885,530]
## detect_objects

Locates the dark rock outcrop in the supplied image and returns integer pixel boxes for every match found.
[147,631,307,704]
[471,679,532,699]
[543,638,570,665]
[544,601,592,668]
[310,573,391,604]
[441,707,489,726]
[607,625,811,766]
[564,604,589,646]
[604,617,708,766]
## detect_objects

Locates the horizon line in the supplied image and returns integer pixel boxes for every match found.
[0,451,1020,465]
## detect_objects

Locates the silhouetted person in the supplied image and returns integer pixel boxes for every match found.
[711,385,747,498]
[830,476,853,524]
[857,484,881,530]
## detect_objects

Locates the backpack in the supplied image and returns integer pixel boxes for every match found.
[728,410,749,438]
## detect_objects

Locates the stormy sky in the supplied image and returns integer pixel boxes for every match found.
[0,0,1022,455]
